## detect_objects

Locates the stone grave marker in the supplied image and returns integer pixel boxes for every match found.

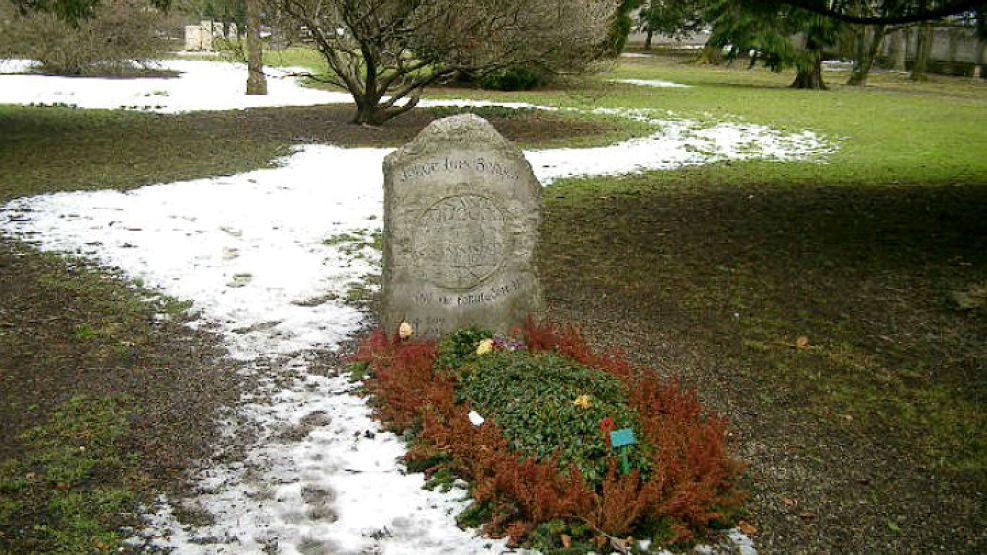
[381,114,543,338]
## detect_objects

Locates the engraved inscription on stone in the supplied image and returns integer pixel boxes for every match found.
[413,194,508,290]
[381,114,543,337]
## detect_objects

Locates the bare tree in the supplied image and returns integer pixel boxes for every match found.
[0,0,167,75]
[847,23,889,86]
[277,0,617,125]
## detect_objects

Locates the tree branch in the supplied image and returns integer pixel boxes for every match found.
[777,0,984,25]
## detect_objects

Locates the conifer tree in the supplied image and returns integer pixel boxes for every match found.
[638,0,709,50]
[708,0,841,89]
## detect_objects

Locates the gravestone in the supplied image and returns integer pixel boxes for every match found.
[381,114,543,338]
[184,25,211,51]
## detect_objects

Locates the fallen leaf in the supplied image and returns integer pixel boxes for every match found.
[610,536,630,553]
[572,394,592,409]
[839,413,854,422]
[560,534,571,549]
[738,520,757,535]
[795,335,810,349]
[783,497,798,507]
[798,512,816,520]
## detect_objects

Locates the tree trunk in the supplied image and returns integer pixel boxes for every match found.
[644,28,653,50]
[245,0,267,95]
[847,25,868,85]
[351,91,423,126]
[975,39,986,80]
[694,42,723,65]
[352,96,390,126]
[910,22,933,81]
[792,57,826,89]
[352,106,377,126]
[848,25,886,86]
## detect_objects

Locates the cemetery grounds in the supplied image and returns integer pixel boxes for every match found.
[0,49,985,553]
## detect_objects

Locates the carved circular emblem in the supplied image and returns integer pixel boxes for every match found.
[413,194,508,290]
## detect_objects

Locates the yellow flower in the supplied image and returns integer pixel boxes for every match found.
[398,321,413,340]
[476,338,494,355]
[573,394,591,409]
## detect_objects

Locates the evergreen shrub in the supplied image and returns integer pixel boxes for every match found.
[351,320,746,547]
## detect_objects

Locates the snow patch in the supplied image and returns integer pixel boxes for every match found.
[0,58,551,113]
[530,113,831,184]
[0,59,37,73]
[3,146,383,359]
[0,59,353,112]
[611,78,691,88]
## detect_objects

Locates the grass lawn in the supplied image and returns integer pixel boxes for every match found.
[269,45,987,186]
[1,49,985,553]
[0,245,241,552]
[0,103,638,201]
[534,52,986,553]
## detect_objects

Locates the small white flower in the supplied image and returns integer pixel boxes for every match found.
[468,411,485,427]
[398,321,413,339]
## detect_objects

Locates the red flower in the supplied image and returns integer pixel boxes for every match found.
[599,417,616,447]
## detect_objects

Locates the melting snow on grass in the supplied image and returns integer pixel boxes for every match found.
[0,59,353,112]
[0,58,552,114]
[610,78,691,88]
[530,114,830,184]
[2,146,492,554]
[0,59,834,554]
